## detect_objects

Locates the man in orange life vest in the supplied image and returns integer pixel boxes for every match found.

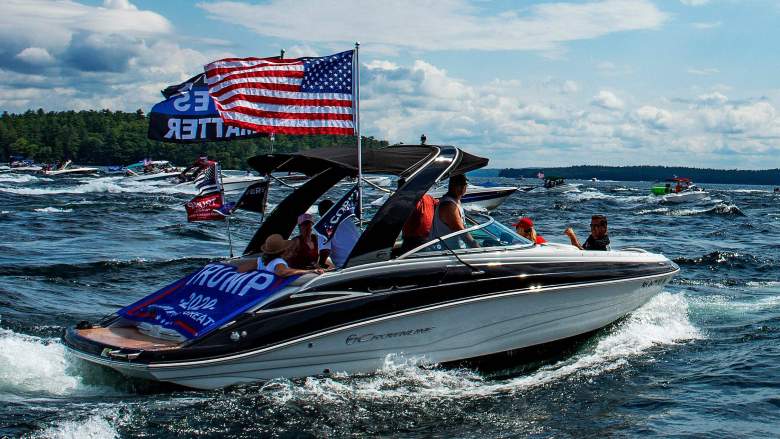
[398,177,438,254]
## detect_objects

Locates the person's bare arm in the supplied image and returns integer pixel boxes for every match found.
[275,264,323,277]
[440,202,478,248]
[565,227,584,250]
[236,259,259,273]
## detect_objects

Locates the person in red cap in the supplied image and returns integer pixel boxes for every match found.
[512,217,546,244]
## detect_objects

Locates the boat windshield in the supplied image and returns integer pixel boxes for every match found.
[400,213,533,258]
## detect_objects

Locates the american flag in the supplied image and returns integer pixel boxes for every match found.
[204,50,355,135]
[194,163,222,196]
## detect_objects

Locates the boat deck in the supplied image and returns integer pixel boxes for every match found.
[77,327,180,351]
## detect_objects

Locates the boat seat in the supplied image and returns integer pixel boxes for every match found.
[76,327,180,351]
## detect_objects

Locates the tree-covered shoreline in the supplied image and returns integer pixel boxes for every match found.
[499,165,780,186]
[0,109,389,169]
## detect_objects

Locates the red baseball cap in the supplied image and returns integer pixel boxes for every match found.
[512,217,534,229]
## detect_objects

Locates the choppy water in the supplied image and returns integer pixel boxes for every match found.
[0,172,778,438]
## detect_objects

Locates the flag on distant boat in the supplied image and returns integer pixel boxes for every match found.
[204,50,355,135]
[148,73,260,143]
[194,162,221,196]
[185,162,224,221]
[314,183,360,241]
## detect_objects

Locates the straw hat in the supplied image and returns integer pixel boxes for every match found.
[261,234,293,254]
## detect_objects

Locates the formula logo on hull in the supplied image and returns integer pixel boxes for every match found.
[345,327,434,345]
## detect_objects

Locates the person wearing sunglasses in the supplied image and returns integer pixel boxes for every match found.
[564,215,610,251]
[512,217,546,244]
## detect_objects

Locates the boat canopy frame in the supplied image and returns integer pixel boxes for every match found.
[243,145,489,267]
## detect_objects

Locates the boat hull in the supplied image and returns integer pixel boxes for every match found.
[42,167,99,176]
[661,191,708,203]
[66,268,675,389]
[222,176,265,193]
[126,171,182,182]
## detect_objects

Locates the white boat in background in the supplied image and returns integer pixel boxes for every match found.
[7,156,42,172]
[222,175,265,193]
[661,188,708,203]
[41,160,99,176]
[651,178,708,203]
[543,176,577,193]
[125,160,182,182]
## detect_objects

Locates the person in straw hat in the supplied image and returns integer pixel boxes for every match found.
[237,234,324,277]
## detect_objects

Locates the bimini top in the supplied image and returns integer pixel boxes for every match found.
[244,144,488,266]
[247,145,488,178]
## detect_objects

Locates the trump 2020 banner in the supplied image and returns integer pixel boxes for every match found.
[148,73,261,143]
[118,263,298,339]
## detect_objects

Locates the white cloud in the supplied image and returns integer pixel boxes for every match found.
[680,0,709,5]
[687,67,719,76]
[358,58,780,167]
[0,0,224,113]
[591,90,624,110]
[198,0,666,52]
[635,106,675,130]
[365,60,400,71]
[15,47,55,65]
[697,92,728,106]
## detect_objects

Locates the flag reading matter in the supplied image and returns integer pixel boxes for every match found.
[148,74,260,143]
[204,50,355,135]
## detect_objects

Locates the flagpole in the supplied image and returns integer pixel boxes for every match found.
[217,163,234,258]
[354,41,363,225]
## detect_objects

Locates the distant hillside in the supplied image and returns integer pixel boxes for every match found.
[498,165,780,186]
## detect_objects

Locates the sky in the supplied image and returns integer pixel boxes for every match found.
[2,0,780,169]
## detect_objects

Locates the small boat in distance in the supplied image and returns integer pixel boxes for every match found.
[125,160,182,182]
[7,156,42,172]
[651,178,708,203]
[543,176,576,192]
[40,160,99,176]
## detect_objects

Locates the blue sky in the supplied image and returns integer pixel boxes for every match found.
[2,0,780,169]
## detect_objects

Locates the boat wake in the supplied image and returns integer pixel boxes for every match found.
[0,174,51,184]
[0,325,122,397]
[637,203,744,217]
[33,207,73,214]
[674,251,774,271]
[27,411,122,439]
[0,177,196,196]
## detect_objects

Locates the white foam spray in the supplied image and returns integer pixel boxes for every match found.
[0,326,119,397]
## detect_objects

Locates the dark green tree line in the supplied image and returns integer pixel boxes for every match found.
[0,109,389,169]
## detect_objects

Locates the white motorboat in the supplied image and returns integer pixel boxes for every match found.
[41,160,99,176]
[64,145,678,389]
[221,175,266,193]
[651,178,708,203]
[124,160,182,182]
[662,190,708,203]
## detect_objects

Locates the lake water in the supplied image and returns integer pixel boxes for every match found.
[0,171,778,438]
